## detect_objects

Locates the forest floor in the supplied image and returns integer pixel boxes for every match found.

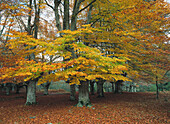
[0,90,169,124]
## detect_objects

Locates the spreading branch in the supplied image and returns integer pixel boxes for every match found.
[76,0,96,16]
[44,0,55,11]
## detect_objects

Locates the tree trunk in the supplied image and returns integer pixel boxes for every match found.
[129,84,132,92]
[43,87,48,95]
[5,86,10,95]
[15,84,20,94]
[63,0,69,30]
[134,86,136,92]
[54,0,61,31]
[11,84,15,91]
[25,80,37,105]
[43,84,50,95]
[77,81,91,107]
[114,81,119,93]
[42,81,50,95]
[90,80,94,95]
[71,0,83,31]
[131,85,134,92]
[97,80,104,97]
[5,83,12,95]
[156,76,159,99]
[115,81,122,94]
[111,82,114,93]
[70,84,76,101]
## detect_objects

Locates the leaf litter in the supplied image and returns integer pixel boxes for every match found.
[0,91,169,124]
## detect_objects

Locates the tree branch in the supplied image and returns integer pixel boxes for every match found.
[15,17,28,32]
[76,0,96,16]
[91,18,100,27]
[44,0,55,11]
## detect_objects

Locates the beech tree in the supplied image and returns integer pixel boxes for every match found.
[86,0,169,92]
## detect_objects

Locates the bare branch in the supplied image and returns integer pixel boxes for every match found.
[76,0,96,15]
[15,17,28,32]
[44,0,55,11]
[0,14,9,37]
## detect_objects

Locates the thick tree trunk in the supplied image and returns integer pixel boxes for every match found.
[115,81,122,94]
[77,81,91,107]
[25,80,36,105]
[70,84,76,101]
[97,81,104,97]
[71,0,83,31]
[43,87,48,95]
[43,84,50,95]
[63,0,69,30]
[15,84,20,94]
[90,80,94,95]
[42,81,50,95]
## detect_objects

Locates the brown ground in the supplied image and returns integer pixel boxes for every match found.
[0,90,169,124]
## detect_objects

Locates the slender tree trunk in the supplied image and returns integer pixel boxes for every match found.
[131,85,134,92]
[5,86,10,95]
[111,82,114,93]
[25,85,28,96]
[70,84,76,101]
[54,0,61,31]
[27,0,32,35]
[129,84,132,92]
[134,86,136,92]
[77,81,91,107]
[114,81,119,93]
[25,80,36,105]
[156,76,159,99]
[90,81,95,95]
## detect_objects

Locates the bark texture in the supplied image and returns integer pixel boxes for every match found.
[25,80,36,105]
[114,80,122,94]
[63,0,69,30]
[77,81,91,107]
[70,84,76,101]
[90,80,95,95]
[41,81,50,95]
[97,80,104,97]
